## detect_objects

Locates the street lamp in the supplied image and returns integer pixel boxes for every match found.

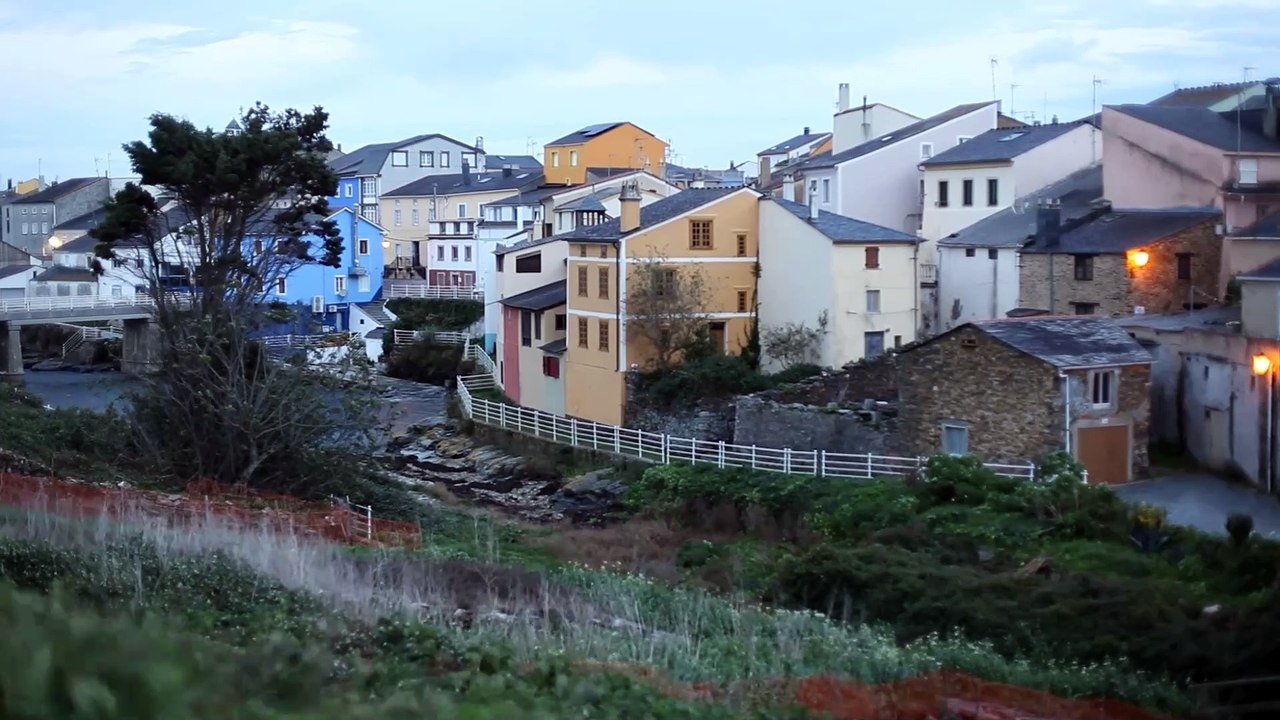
[381,238,390,249]
[1130,250,1150,268]
[1257,352,1275,494]
[1254,353,1272,376]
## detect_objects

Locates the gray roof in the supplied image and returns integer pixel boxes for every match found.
[1117,306,1241,331]
[941,166,1104,249]
[1109,104,1280,153]
[328,134,482,176]
[366,328,386,340]
[555,193,608,213]
[226,119,243,131]
[383,170,543,198]
[58,234,99,253]
[486,154,542,169]
[53,207,108,232]
[500,280,566,311]
[1149,81,1259,108]
[356,300,395,326]
[973,316,1152,369]
[765,197,918,244]
[539,337,568,354]
[34,266,97,282]
[921,122,1088,167]
[805,102,996,170]
[1231,209,1280,239]
[11,177,104,204]
[0,264,37,280]
[1022,207,1220,255]
[758,130,830,157]
[485,184,568,207]
[1240,256,1280,280]
[546,122,652,147]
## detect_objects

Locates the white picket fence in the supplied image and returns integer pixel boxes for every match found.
[387,284,483,300]
[259,333,353,348]
[391,329,470,346]
[454,345,1038,481]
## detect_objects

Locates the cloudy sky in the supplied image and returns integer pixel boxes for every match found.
[1,0,1276,182]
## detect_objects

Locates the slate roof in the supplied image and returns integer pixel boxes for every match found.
[941,166,1104,249]
[969,316,1153,369]
[921,122,1089,167]
[1021,207,1220,255]
[546,122,653,147]
[1230,209,1280,239]
[1239,256,1280,281]
[34,266,97,282]
[555,193,608,213]
[485,154,542,170]
[500,279,566,311]
[383,170,543,197]
[805,102,996,170]
[356,301,395,326]
[1109,104,1280,153]
[57,234,99,253]
[0,264,37,280]
[1149,81,1258,108]
[765,197,918,244]
[53,207,109,232]
[328,134,482,176]
[11,177,104,204]
[484,185,566,207]
[758,130,831,157]
[539,338,568,355]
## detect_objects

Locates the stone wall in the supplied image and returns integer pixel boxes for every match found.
[733,395,893,454]
[622,371,735,441]
[755,354,900,406]
[1130,220,1222,314]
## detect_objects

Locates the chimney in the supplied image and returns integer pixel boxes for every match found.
[461,160,471,185]
[619,180,641,233]
[807,190,819,221]
[1036,199,1062,247]
[502,164,513,178]
[782,173,796,203]
[759,156,772,188]
[803,125,811,136]
[838,83,851,113]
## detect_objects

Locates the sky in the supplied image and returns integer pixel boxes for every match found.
[1,0,1277,183]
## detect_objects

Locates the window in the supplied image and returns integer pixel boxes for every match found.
[598,320,610,351]
[252,238,263,254]
[554,313,566,332]
[1238,158,1259,185]
[937,181,949,207]
[864,330,886,358]
[1176,252,1192,280]
[393,209,402,226]
[360,205,377,222]
[391,151,408,167]
[334,275,346,295]
[822,178,831,204]
[461,152,477,168]
[420,151,434,167]
[865,246,880,269]
[542,356,560,378]
[1072,302,1097,315]
[457,203,468,218]
[451,245,459,261]
[920,142,934,160]
[358,275,370,293]
[496,254,504,272]
[577,317,589,348]
[411,208,420,225]
[41,207,48,214]
[578,244,587,258]
[343,184,353,198]
[655,268,677,296]
[598,267,609,298]
[534,311,543,340]
[894,335,902,348]
[360,178,376,197]
[866,289,881,313]
[598,244,608,259]
[987,178,999,206]
[942,423,969,456]
[736,233,747,257]
[20,222,27,234]
[988,248,998,260]
[439,151,450,168]
[962,179,974,207]
[577,265,589,296]
[41,222,48,234]
[464,245,472,262]
[515,252,541,273]
[275,278,287,294]
[1089,370,1117,407]
[437,245,445,261]
[1073,255,1095,281]
[551,152,560,168]
[521,310,533,347]
[689,219,713,249]
[736,289,749,313]
[21,207,28,214]
[358,238,370,255]
[965,248,976,257]
[569,150,579,166]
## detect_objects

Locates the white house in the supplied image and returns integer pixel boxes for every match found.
[757,126,831,180]
[758,195,922,370]
[920,120,1099,243]
[935,165,1103,331]
[0,264,40,300]
[831,83,920,155]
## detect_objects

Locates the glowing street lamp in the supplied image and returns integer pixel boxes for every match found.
[1130,250,1150,268]
[1254,353,1273,376]
[381,238,391,249]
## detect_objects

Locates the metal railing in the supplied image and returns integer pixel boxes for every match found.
[386,284,483,300]
[454,345,1037,481]
[391,329,470,346]
[0,294,195,316]
[60,326,123,357]
[259,332,353,348]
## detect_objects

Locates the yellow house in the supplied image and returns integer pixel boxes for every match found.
[543,122,668,186]
[561,184,761,425]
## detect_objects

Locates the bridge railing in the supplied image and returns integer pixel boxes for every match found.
[0,294,194,315]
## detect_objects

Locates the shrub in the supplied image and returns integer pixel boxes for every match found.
[635,355,822,406]
[386,298,483,331]
[1226,513,1254,548]
[385,338,466,384]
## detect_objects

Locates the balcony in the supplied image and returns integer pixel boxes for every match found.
[429,220,477,238]
[919,263,937,287]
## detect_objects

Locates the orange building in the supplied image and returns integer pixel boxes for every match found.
[542,122,668,186]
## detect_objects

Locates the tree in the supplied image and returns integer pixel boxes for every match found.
[763,312,828,369]
[625,254,710,372]
[90,105,382,493]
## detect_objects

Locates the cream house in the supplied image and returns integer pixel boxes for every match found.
[757,196,921,371]
[492,234,571,404]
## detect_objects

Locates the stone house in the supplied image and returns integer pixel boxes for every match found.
[1018,200,1222,317]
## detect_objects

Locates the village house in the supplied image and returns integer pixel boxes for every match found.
[541,122,668,186]
[494,279,568,416]
[328,134,487,225]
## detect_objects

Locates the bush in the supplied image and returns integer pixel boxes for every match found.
[385,338,467,384]
[1226,513,1254,548]
[386,298,482,331]
[635,356,822,406]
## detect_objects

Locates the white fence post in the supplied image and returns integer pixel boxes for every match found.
[499,403,507,429]
[784,447,791,474]
[818,450,826,477]
[718,440,725,469]
[751,445,757,470]
[865,453,873,479]
[661,434,669,465]
[614,425,621,454]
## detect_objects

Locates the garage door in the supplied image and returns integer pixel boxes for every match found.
[0,288,23,300]
[1076,425,1131,484]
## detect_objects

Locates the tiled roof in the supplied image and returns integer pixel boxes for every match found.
[539,337,568,354]
[10,177,104,204]
[765,197,918,244]
[758,130,831,157]
[941,166,1104,249]
[1109,104,1280,153]
[1230,209,1280,239]
[805,102,996,170]
[1149,81,1258,108]
[34,266,97,282]
[500,279,566,311]
[383,170,543,197]
[328,134,482,176]
[1239,256,1280,280]
[0,264,37,280]
[971,316,1153,369]
[546,122,653,147]
[921,122,1089,167]
[1021,206,1220,255]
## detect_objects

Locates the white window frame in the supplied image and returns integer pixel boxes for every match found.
[942,422,969,456]
[437,245,444,261]
[41,222,49,234]
[420,151,434,167]
[343,183,353,198]
[569,150,579,166]
[464,245,473,262]
[393,209,402,226]
[866,288,881,313]
[920,142,935,160]
[457,202,468,218]
[357,274,370,293]
[358,238,370,255]
[391,150,409,167]
[822,178,831,204]
[411,208,420,225]
[360,178,376,198]
[20,222,28,234]
[551,151,560,168]
[439,151,451,168]
[1238,158,1259,185]
[461,151,477,168]
[1089,369,1117,408]
[334,275,346,295]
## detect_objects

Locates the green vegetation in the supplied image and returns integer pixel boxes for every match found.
[624,455,1280,696]
[386,298,484,333]
[0,384,136,481]
[383,298,484,382]
[634,354,822,406]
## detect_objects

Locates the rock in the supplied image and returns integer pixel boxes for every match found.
[1203,603,1222,617]
[29,359,69,372]
[550,468,629,520]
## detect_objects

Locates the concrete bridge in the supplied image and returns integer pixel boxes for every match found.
[0,295,165,380]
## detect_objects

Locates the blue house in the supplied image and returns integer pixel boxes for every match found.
[248,207,393,337]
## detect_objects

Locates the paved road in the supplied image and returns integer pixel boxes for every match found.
[1114,474,1280,538]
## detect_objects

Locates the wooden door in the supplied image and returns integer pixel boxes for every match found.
[1076,424,1131,484]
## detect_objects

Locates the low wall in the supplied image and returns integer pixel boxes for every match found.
[733,395,895,454]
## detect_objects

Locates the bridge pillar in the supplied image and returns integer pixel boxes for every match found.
[121,318,160,376]
[0,322,21,383]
